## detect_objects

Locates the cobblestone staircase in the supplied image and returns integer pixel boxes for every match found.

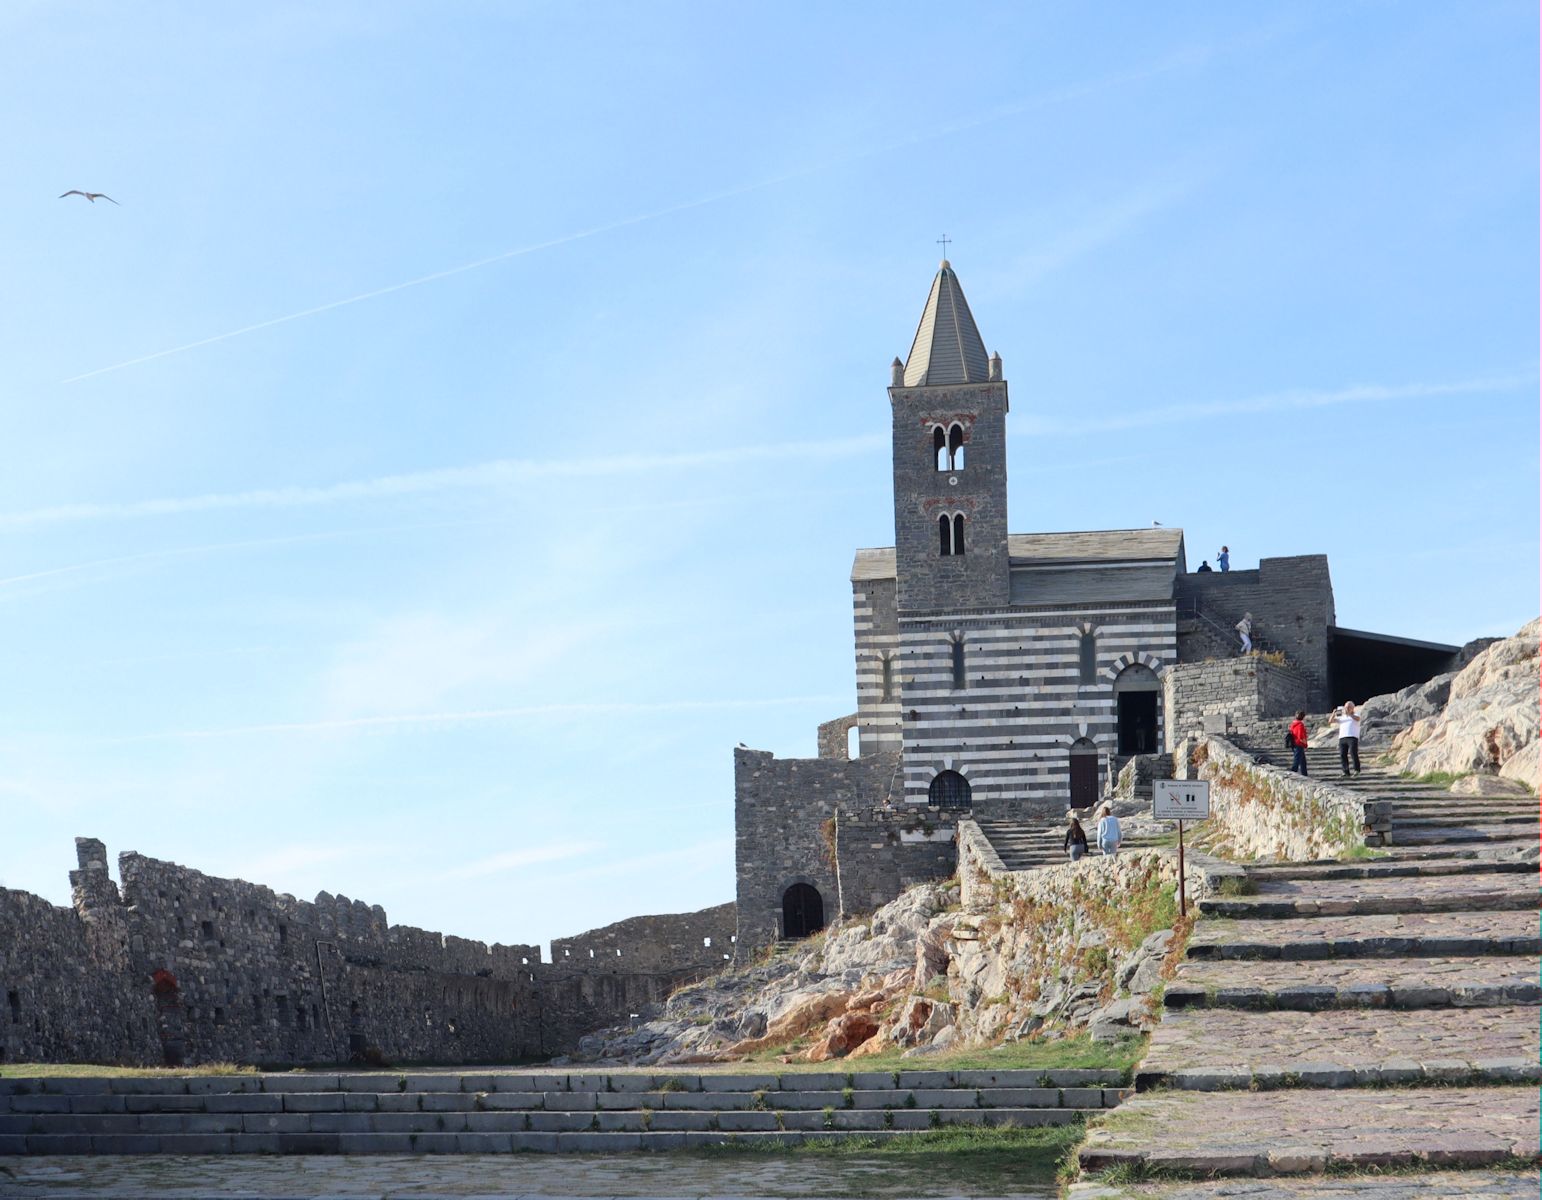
[0,1067,1129,1155]
[1072,767,1541,1194]
[975,816,1170,873]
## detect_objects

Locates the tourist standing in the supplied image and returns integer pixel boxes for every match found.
[1095,803,1122,857]
[1331,702,1363,776]
[1236,612,1253,654]
[1064,814,1089,862]
[1288,709,1310,775]
[1217,546,1230,572]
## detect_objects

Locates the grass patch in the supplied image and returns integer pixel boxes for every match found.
[1341,843,1390,861]
[701,1120,1084,1178]
[1213,875,1257,897]
[0,1062,259,1079]
[748,1033,1146,1079]
[1399,769,1471,787]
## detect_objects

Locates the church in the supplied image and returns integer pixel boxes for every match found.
[732,259,1455,955]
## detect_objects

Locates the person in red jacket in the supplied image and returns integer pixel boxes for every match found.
[1288,710,1310,776]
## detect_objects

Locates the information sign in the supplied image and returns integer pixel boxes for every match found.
[1153,779,1211,821]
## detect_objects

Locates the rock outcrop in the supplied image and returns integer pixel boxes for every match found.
[1364,619,1539,789]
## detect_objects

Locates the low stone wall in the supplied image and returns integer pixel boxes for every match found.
[1186,737,1388,860]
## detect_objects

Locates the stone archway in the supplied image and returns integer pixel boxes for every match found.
[1068,737,1100,810]
[782,883,825,939]
[1113,664,1161,755]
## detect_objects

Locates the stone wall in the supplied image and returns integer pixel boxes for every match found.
[1182,736,1388,860]
[833,807,962,917]
[1175,556,1335,705]
[1163,657,1311,750]
[732,747,900,959]
[816,713,860,761]
[0,838,731,1068]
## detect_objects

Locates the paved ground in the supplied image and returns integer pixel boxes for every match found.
[1068,1171,1541,1198]
[1139,1005,1539,1083]
[0,1155,1059,1198]
[1078,760,1541,1186]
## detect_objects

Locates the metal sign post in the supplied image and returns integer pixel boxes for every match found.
[1153,780,1212,920]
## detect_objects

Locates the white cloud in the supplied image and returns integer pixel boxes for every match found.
[445,841,603,880]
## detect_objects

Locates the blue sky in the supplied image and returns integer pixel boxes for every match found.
[1,2,1535,951]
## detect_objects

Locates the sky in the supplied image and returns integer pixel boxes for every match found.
[1,1,1536,952]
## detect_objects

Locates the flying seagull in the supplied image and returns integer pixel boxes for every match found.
[59,190,119,205]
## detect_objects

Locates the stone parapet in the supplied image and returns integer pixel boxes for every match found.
[1187,736,1386,860]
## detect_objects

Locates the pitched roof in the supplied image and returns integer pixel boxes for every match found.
[849,528,1185,583]
[901,261,991,386]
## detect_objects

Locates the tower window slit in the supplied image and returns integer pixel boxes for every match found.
[953,514,965,555]
[938,514,953,556]
[951,640,966,690]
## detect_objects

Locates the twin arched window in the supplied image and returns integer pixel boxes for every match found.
[933,423,966,471]
[938,513,966,556]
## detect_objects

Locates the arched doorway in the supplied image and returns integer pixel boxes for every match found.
[928,769,971,811]
[1068,738,1099,810]
[782,883,824,939]
[1114,664,1160,754]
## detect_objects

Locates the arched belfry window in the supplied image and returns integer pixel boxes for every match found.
[939,514,953,556]
[951,638,966,690]
[948,423,965,470]
[929,770,971,811]
[1079,631,1097,684]
[953,514,966,555]
[934,426,948,472]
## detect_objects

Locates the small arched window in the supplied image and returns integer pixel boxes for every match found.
[953,514,966,555]
[939,514,953,556]
[948,423,965,470]
[929,770,971,810]
[934,426,948,471]
[880,653,894,701]
[1079,631,1097,684]
[951,638,966,690]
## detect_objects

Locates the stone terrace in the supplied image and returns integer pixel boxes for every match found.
[0,1067,1127,1155]
[1075,754,1540,1191]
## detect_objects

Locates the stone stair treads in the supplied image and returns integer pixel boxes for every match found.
[1134,1005,1540,1090]
[1162,955,1540,1010]
[1240,858,1533,881]
[1392,824,1539,845]
[1078,1085,1539,1177]
[1064,1170,1542,1198]
[0,1067,1128,1155]
[1199,872,1538,918]
[1185,909,1539,959]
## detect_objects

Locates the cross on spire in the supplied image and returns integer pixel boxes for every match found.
[936,234,952,259]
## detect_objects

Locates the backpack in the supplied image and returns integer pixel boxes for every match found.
[1283,728,1296,749]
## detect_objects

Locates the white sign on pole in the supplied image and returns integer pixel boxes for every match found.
[1153,779,1211,821]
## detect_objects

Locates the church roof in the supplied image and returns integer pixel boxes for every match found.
[900,261,991,386]
[850,528,1185,583]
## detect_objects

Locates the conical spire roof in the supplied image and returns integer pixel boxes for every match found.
[901,260,990,387]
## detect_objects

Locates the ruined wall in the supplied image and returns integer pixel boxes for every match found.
[733,747,900,958]
[1163,657,1311,750]
[834,807,961,916]
[1174,556,1335,705]
[0,838,732,1068]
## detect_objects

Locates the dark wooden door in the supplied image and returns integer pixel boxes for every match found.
[1069,753,1099,810]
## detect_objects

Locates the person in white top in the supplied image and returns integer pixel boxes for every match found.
[1095,803,1122,857]
[1331,701,1364,776]
[1236,613,1253,654]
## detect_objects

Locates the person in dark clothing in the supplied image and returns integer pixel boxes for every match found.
[1196,560,1212,572]
[1064,814,1089,862]
[1288,710,1310,775]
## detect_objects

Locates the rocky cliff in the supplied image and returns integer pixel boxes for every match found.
[1358,618,1539,791]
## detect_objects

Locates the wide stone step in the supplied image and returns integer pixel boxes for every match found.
[1078,1085,1539,1177]
[1162,954,1540,1011]
[1186,909,1539,960]
[1393,825,1539,845]
[1063,1172,1542,1199]
[1241,858,1533,881]
[1134,1005,1540,1092]
[6,1113,1099,1155]
[1393,811,1535,827]
[1199,872,1538,918]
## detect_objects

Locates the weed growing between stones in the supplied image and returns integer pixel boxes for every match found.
[1214,876,1258,897]
[657,1076,687,1092]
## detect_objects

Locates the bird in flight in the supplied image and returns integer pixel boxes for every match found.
[59,190,119,205]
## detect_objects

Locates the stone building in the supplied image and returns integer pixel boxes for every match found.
[734,260,1458,955]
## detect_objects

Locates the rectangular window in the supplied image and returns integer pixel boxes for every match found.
[951,640,966,690]
[1079,633,1097,684]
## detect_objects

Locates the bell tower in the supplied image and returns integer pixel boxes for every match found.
[889,260,1010,612]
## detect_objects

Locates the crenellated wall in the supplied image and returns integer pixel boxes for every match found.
[0,838,730,1068]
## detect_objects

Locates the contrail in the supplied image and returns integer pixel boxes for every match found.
[60,40,1241,385]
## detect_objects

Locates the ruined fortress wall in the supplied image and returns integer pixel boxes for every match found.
[834,807,962,916]
[1,838,729,1068]
[1163,658,1311,749]
[550,902,737,975]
